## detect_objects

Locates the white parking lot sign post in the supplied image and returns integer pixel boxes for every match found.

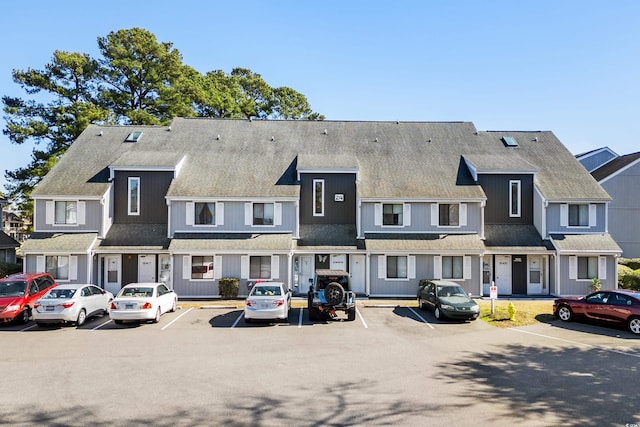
[490,282,498,315]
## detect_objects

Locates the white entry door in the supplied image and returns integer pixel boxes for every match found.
[349,254,366,295]
[138,255,156,282]
[494,255,512,295]
[104,255,121,295]
[296,256,314,294]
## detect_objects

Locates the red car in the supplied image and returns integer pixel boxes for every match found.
[0,272,57,324]
[554,289,640,334]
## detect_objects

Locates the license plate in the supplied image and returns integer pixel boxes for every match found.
[125,303,134,309]
[259,303,269,309]
[46,306,55,311]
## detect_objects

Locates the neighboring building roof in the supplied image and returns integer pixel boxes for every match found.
[364,233,485,253]
[591,152,640,182]
[170,233,292,252]
[94,224,170,252]
[32,118,608,203]
[20,232,97,252]
[484,225,554,253]
[549,233,622,254]
[0,231,20,248]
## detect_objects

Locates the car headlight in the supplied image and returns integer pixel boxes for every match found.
[471,305,480,313]
[440,304,454,310]
[6,304,21,312]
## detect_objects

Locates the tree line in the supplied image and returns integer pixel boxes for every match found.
[2,27,324,222]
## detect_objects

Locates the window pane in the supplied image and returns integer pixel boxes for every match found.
[452,257,463,279]
[250,256,271,279]
[192,256,213,279]
[383,204,403,225]
[55,202,66,224]
[46,255,69,280]
[386,256,407,279]
[314,180,324,215]
[577,256,597,279]
[569,204,588,226]
[510,181,520,216]
[443,256,463,279]
[439,204,459,226]
[263,203,274,225]
[66,201,77,224]
[195,203,215,225]
[129,178,139,214]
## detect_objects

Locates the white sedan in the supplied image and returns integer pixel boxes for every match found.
[33,284,113,327]
[109,283,177,324]
[244,282,291,323]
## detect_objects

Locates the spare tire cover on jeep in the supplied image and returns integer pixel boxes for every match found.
[324,282,345,306]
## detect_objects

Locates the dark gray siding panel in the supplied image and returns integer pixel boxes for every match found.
[480,174,533,224]
[113,171,172,223]
[299,173,356,224]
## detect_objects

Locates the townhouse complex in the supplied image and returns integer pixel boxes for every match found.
[21,118,621,298]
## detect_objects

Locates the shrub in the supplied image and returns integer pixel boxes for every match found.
[218,277,239,299]
[620,258,640,270]
[618,266,640,291]
[0,262,21,277]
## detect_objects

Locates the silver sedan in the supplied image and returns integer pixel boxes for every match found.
[33,284,113,327]
[244,282,291,323]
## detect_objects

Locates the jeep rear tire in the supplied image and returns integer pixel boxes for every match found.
[347,306,356,321]
[324,282,345,306]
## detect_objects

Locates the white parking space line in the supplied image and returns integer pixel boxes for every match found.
[231,311,244,328]
[408,307,434,329]
[20,324,38,332]
[92,319,112,330]
[356,307,368,329]
[509,328,640,359]
[298,308,303,328]
[161,307,194,330]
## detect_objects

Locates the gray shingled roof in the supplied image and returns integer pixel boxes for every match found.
[591,152,640,182]
[169,233,292,251]
[21,232,97,252]
[364,233,485,252]
[550,233,622,253]
[33,119,609,203]
[484,225,554,252]
[95,224,170,251]
[294,224,364,250]
[0,231,19,248]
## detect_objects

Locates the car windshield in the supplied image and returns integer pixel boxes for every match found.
[44,289,76,299]
[0,281,27,297]
[118,287,154,298]
[437,285,467,298]
[251,286,282,296]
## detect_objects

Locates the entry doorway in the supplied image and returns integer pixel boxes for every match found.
[138,255,156,282]
[294,255,314,294]
[494,255,511,295]
[103,255,121,295]
[349,254,366,295]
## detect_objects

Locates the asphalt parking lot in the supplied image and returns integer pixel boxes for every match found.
[1,302,639,426]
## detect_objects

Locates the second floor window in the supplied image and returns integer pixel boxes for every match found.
[55,201,77,224]
[313,179,324,216]
[383,204,403,226]
[195,202,215,225]
[128,177,140,215]
[439,204,459,226]
[509,180,521,217]
[569,204,589,227]
[253,203,274,225]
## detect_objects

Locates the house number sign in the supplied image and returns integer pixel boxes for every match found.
[334,194,344,202]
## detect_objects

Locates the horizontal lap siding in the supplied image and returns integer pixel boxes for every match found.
[361,202,482,233]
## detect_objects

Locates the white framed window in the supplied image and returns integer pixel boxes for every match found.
[313,179,324,216]
[55,201,77,224]
[569,255,606,280]
[128,177,140,216]
[383,204,403,226]
[561,203,596,228]
[45,255,70,281]
[431,203,467,227]
[186,202,224,227]
[191,256,214,279]
[244,202,282,226]
[434,255,471,280]
[241,255,280,280]
[377,255,416,280]
[509,180,521,218]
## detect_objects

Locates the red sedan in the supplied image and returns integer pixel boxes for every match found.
[554,289,640,334]
[0,272,57,324]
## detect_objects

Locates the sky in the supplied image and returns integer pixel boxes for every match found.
[1,0,639,195]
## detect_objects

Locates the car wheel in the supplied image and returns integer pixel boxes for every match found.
[309,306,319,321]
[434,307,442,320]
[347,307,356,321]
[17,308,30,324]
[557,305,573,322]
[628,317,640,334]
[324,282,345,306]
[76,309,87,327]
[114,320,124,325]
[170,299,177,312]
[152,308,161,323]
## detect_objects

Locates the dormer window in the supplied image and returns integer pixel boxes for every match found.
[569,204,589,227]
[383,204,403,226]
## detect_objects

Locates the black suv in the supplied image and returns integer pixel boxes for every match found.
[307,269,356,321]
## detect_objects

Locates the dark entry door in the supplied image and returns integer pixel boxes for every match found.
[512,255,527,294]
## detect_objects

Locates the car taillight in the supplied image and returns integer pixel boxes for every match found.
[274,299,284,307]
[34,303,41,309]
[61,302,75,309]
[141,302,152,309]
[246,300,255,306]
[110,302,116,309]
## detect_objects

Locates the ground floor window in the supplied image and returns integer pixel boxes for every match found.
[250,256,271,279]
[577,256,598,280]
[442,256,463,279]
[46,255,69,280]
[387,256,408,279]
[191,256,214,279]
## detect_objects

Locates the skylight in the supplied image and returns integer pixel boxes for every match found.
[502,136,518,147]
[125,131,143,142]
